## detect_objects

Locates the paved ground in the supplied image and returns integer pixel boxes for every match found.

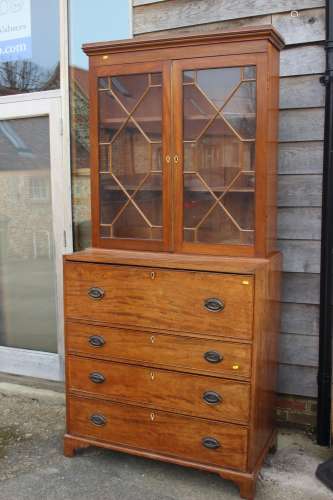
[0,376,332,500]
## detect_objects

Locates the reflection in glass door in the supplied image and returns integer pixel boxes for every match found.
[0,97,71,380]
[0,116,57,352]
[182,65,256,247]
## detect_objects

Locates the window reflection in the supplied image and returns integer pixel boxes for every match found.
[183,66,256,246]
[0,117,58,352]
[0,0,60,96]
[68,0,131,250]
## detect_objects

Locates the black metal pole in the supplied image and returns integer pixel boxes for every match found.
[318,0,333,446]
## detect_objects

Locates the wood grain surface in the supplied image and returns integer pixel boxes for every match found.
[66,322,252,379]
[67,356,251,423]
[64,262,254,339]
[68,396,248,471]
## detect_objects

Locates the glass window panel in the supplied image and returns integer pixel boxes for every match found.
[0,0,60,96]
[183,84,216,141]
[196,67,241,109]
[184,228,195,242]
[223,173,255,192]
[150,73,162,86]
[241,231,254,245]
[243,66,256,80]
[99,91,128,143]
[197,205,240,245]
[111,74,148,113]
[243,142,256,171]
[184,142,197,172]
[184,174,215,228]
[99,145,110,173]
[99,174,128,225]
[99,72,163,241]
[0,117,57,352]
[195,117,242,193]
[100,225,111,238]
[69,0,130,250]
[132,84,162,142]
[151,143,163,172]
[133,173,163,227]
[183,65,256,246]
[98,77,109,90]
[223,191,255,231]
[151,227,163,239]
[223,81,257,140]
[112,204,151,240]
[110,119,151,188]
[183,70,195,84]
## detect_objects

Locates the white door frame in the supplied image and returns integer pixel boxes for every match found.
[0,94,72,381]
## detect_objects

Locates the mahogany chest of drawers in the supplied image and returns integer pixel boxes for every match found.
[64,27,283,500]
[64,250,281,500]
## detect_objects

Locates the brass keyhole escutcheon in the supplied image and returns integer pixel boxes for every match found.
[150,371,155,381]
[165,155,171,164]
[150,412,155,421]
[150,271,156,280]
[150,335,155,344]
[174,154,179,163]
[232,364,240,371]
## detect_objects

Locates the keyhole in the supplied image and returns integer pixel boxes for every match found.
[150,371,155,381]
[150,335,155,344]
[150,412,155,421]
[150,271,156,280]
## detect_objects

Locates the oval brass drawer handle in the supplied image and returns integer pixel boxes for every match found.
[203,351,223,364]
[88,335,105,347]
[89,372,106,384]
[203,390,223,405]
[90,414,107,427]
[202,437,221,450]
[88,287,105,300]
[203,298,224,312]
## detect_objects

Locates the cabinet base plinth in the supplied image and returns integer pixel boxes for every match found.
[63,431,277,500]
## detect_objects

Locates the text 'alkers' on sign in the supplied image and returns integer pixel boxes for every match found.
[0,0,31,62]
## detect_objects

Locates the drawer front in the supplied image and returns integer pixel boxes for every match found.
[66,323,252,379]
[68,396,248,471]
[67,357,250,423]
[64,263,254,339]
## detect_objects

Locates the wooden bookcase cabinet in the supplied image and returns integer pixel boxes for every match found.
[63,27,284,500]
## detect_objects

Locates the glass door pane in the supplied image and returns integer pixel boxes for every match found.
[98,71,165,244]
[182,65,256,247]
[0,116,57,352]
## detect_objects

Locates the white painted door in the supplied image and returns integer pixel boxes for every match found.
[0,93,72,380]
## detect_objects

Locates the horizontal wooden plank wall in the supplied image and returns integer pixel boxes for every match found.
[132,1,326,398]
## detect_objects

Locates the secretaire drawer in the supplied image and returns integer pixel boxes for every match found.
[66,323,252,379]
[64,263,254,339]
[67,356,250,423]
[68,396,248,471]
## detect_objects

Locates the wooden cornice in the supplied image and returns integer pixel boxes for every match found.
[82,25,285,56]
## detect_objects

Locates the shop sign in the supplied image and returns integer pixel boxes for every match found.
[0,0,31,62]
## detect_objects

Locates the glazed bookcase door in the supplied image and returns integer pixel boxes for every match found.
[92,62,171,251]
[173,54,265,256]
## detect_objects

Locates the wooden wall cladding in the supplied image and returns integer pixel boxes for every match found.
[132,0,325,398]
[132,2,325,35]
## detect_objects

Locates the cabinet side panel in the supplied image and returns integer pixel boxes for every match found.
[89,61,100,248]
[248,252,281,470]
[266,44,280,255]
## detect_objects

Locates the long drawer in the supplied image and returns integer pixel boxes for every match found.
[67,356,250,423]
[68,396,248,471]
[64,263,254,339]
[66,322,252,379]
